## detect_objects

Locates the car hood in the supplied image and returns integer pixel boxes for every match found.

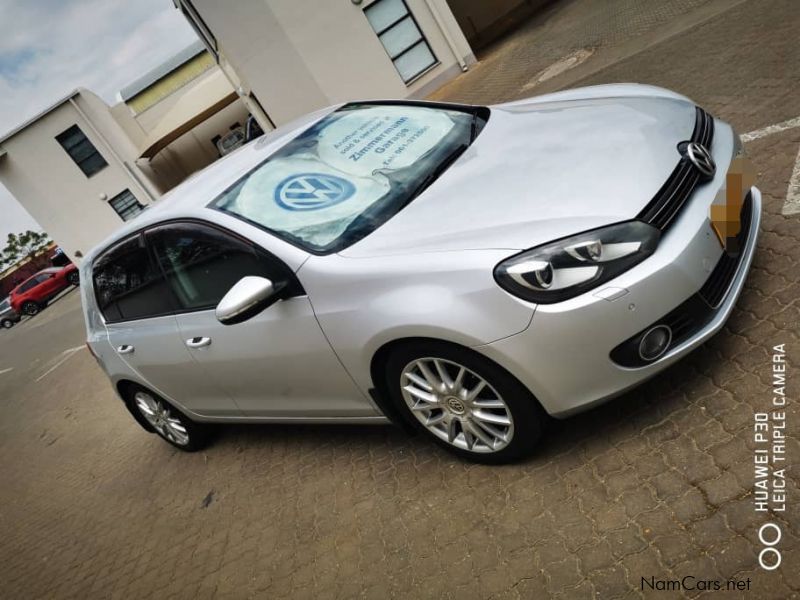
[340,94,696,257]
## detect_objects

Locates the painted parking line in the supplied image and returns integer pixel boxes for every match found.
[0,367,13,376]
[741,116,800,142]
[34,346,83,383]
[742,117,800,215]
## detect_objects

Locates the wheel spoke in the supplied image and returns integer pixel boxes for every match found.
[447,418,458,443]
[463,427,475,450]
[466,420,495,448]
[452,367,465,391]
[473,419,507,442]
[472,409,511,426]
[403,385,438,405]
[410,400,434,412]
[417,361,443,392]
[464,381,486,402]
[433,360,453,389]
[166,418,187,433]
[472,398,505,408]
[404,371,433,391]
[426,412,446,426]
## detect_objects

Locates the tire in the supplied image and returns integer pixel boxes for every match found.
[123,385,214,452]
[21,301,40,316]
[1,319,13,329]
[67,271,80,286]
[384,341,545,464]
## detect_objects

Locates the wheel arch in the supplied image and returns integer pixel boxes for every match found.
[115,379,157,433]
[369,336,545,420]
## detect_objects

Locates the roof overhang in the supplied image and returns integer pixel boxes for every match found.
[0,89,81,144]
[137,70,239,160]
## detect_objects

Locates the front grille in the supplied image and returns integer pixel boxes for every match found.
[637,107,715,230]
[698,192,754,308]
[610,195,753,368]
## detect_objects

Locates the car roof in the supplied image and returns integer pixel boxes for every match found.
[83,104,339,265]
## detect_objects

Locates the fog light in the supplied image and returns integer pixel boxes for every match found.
[638,325,672,361]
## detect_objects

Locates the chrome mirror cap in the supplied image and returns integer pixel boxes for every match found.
[216,276,280,325]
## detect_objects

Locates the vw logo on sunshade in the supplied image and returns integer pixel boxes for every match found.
[275,173,355,211]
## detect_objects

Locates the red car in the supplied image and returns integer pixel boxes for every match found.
[9,265,80,316]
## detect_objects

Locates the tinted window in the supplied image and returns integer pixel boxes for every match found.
[109,189,146,222]
[18,278,40,293]
[92,236,173,323]
[55,125,108,177]
[148,223,293,312]
[365,0,437,82]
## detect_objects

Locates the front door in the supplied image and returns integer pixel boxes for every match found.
[145,222,374,418]
[92,234,238,417]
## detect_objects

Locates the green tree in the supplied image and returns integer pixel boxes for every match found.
[1,230,52,269]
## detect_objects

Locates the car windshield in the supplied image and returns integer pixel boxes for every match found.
[210,103,487,253]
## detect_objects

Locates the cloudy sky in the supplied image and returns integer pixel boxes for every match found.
[0,0,198,243]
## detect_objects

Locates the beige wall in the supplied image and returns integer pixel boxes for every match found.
[184,0,475,128]
[0,93,153,261]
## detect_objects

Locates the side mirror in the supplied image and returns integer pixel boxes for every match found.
[215,276,286,325]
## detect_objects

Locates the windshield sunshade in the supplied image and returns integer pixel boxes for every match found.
[211,103,486,253]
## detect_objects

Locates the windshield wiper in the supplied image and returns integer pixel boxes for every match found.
[406,143,468,204]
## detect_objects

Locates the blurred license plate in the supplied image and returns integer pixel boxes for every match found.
[710,155,755,255]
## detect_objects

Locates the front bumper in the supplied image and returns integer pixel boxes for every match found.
[477,185,761,417]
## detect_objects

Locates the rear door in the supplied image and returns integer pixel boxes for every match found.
[145,222,373,418]
[93,234,239,417]
[35,272,62,300]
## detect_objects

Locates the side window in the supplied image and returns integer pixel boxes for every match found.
[364,0,437,83]
[92,236,173,323]
[19,278,39,292]
[147,223,294,312]
[55,125,108,177]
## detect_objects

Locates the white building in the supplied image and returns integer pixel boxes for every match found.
[173,0,479,131]
[0,43,250,261]
[0,89,158,261]
[1,0,547,262]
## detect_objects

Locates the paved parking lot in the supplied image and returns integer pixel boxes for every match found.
[1,0,799,598]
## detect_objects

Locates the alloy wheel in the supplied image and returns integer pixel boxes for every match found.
[400,357,514,453]
[1,320,12,329]
[23,303,39,316]
[134,391,190,446]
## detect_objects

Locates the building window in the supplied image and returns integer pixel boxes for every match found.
[109,190,145,222]
[177,0,218,60]
[55,125,108,177]
[365,0,437,83]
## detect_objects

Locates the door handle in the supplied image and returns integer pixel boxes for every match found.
[186,336,212,349]
[117,345,135,355]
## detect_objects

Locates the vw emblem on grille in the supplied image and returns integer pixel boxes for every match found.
[684,142,716,179]
[275,173,355,211]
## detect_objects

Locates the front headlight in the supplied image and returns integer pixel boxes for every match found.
[494,221,660,303]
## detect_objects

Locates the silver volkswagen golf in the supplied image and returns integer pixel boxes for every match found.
[81,84,760,463]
